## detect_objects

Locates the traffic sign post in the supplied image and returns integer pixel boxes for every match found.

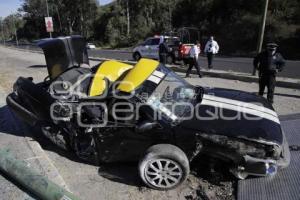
[45,17,53,38]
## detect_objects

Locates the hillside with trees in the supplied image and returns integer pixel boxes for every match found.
[0,0,299,59]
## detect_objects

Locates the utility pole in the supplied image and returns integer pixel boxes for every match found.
[252,0,269,76]
[11,14,19,46]
[126,0,130,36]
[1,20,5,45]
[46,0,52,38]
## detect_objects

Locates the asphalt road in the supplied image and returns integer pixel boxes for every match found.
[88,49,300,79]
[4,43,300,79]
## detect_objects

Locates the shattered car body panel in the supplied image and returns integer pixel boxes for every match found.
[6,36,290,190]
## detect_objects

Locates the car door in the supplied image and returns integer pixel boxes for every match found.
[149,38,160,59]
[166,38,180,59]
[140,38,152,58]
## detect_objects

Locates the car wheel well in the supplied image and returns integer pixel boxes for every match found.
[133,52,141,61]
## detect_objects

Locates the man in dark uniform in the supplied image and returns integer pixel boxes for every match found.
[253,43,285,103]
[159,36,169,65]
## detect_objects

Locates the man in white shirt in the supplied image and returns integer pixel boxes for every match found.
[185,41,202,78]
[204,36,219,69]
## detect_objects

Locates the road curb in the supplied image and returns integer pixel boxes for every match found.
[170,66,300,89]
[89,57,300,89]
[19,116,70,191]
[24,134,69,190]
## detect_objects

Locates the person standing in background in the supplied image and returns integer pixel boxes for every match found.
[204,36,219,69]
[253,43,285,104]
[158,36,169,65]
[185,41,202,78]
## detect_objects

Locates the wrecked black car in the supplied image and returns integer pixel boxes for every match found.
[6,36,290,190]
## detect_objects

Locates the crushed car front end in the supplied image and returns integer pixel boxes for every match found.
[230,132,290,179]
[177,87,290,179]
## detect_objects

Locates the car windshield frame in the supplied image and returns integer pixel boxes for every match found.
[133,64,201,123]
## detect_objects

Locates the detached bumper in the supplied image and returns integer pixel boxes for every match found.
[242,155,278,177]
[233,136,290,179]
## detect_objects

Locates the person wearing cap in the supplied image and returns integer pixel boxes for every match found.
[204,36,219,69]
[185,41,202,78]
[158,36,169,65]
[253,43,285,103]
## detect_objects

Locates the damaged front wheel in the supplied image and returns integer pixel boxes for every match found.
[139,144,189,190]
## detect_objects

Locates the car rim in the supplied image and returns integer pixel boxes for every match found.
[144,158,183,189]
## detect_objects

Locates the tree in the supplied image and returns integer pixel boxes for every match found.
[17,0,98,40]
[3,0,300,58]
[1,14,24,42]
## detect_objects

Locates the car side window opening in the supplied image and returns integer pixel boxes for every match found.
[151,38,160,45]
[144,39,152,46]
[145,70,196,122]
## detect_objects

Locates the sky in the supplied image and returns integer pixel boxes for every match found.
[0,0,113,18]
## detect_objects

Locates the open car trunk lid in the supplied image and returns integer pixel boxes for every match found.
[37,35,89,80]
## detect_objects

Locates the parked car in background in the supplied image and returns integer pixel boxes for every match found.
[86,43,96,49]
[132,36,180,64]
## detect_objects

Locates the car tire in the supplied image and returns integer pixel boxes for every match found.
[133,52,141,61]
[166,55,174,64]
[139,144,190,190]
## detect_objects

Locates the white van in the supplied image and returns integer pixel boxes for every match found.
[132,36,180,63]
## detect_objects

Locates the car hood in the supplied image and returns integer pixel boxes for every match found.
[179,87,283,145]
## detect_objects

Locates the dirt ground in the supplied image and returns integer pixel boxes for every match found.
[0,46,299,200]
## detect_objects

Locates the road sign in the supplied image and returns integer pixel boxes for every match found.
[45,17,53,32]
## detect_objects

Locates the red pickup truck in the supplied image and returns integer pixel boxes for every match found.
[178,43,201,65]
[176,27,201,64]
